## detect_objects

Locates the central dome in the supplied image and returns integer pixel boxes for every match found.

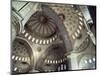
[25,11,57,38]
[39,15,48,24]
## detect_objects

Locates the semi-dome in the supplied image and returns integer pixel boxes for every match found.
[44,43,67,64]
[12,38,33,73]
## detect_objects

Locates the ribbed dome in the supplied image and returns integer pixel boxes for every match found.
[25,11,57,38]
